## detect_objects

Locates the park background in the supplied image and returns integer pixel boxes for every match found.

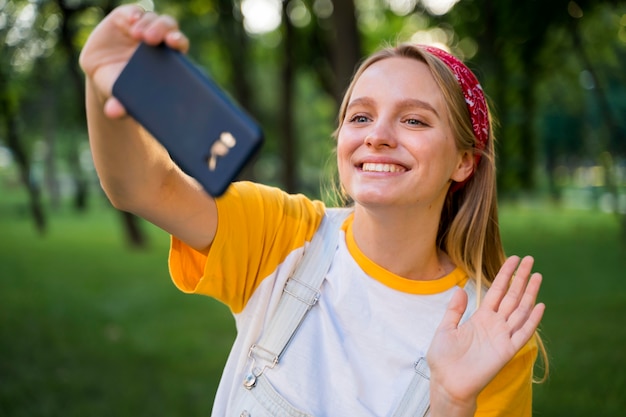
[1,0,625,415]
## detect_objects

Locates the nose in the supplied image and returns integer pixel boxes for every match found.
[364,121,396,148]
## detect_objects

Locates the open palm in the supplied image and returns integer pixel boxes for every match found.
[427,256,545,406]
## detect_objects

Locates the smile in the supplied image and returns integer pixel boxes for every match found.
[361,163,407,173]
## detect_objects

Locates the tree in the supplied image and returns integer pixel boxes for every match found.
[423,0,626,198]
[0,0,51,234]
[55,0,147,247]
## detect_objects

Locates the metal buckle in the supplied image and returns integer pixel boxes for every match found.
[413,357,430,380]
[242,344,279,390]
[283,277,321,307]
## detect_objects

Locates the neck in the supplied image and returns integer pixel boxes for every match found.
[351,205,454,281]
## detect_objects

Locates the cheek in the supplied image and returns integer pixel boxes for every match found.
[336,143,350,179]
[335,129,356,182]
[336,129,353,163]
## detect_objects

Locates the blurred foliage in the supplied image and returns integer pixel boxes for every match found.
[1,0,625,233]
[0,0,626,415]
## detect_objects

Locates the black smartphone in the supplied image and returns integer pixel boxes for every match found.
[112,42,263,197]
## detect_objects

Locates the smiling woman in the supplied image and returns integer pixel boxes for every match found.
[336,56,471,212]
[80,6,546,416]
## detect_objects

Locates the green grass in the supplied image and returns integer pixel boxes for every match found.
[1,192,625,416]
[0,195,235,416]
[499,204,626,416]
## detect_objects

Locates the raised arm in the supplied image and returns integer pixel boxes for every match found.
[79,5,217,251]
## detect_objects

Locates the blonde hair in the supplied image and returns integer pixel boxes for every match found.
[331,43,548,381]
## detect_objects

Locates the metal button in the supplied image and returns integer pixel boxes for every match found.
[243,373,257,389]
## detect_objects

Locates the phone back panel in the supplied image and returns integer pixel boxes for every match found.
[112,43,263,196]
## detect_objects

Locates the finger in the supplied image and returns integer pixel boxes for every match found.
[511,302,545,350]
[126,5,146,24]
[103,97,128,119]
[165,30,190,54]
[497,256,535,318]
[128,11,159,40]
[109,4,145,25]
[481,256,520,311]
[438,288,469,331]
[142,14,181,45]
[507,272,543,334]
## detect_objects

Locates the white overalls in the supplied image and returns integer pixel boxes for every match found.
[228,209,479,417]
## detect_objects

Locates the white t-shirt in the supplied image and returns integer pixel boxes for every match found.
[169,181,537,417]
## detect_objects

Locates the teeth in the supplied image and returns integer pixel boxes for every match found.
[362,163,405,173]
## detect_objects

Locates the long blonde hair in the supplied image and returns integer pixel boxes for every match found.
[332,44,548,381]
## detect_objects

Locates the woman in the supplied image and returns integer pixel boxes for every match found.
[80,5,545,416]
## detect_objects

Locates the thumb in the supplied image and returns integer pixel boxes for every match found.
[439,288,468,331]
[103,96,128,119]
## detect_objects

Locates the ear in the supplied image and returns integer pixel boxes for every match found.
[450,150,474,183]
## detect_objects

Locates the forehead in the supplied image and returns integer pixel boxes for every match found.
[350,56,445,109]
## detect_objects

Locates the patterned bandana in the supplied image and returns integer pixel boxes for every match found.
[419,45,489,166]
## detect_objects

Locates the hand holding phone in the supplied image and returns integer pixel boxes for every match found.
[112,42,263,196]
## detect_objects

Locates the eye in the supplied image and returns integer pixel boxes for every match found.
[348,114,371,124]
[404,117,429,127]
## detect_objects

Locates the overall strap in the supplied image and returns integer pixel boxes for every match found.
[391,279,480,417]
[244,208,351,388]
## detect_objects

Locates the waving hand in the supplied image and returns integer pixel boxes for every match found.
[427,256,545,416]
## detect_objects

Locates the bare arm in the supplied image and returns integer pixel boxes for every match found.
[80,5,217,251]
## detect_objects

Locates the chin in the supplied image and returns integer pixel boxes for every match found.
[350,190,399,207]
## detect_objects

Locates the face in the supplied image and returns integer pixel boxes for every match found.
[337,56,472,210]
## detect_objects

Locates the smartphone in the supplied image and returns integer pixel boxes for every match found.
[112,42,263,197]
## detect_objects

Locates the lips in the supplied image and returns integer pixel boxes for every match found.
[361,162,407,173]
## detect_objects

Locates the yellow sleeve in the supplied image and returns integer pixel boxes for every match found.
[475,336,539,417]
[168,181,325,313]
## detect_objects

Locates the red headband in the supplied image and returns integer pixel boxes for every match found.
[419,45,489,165]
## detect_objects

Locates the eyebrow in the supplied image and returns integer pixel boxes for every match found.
[346,97,440,118]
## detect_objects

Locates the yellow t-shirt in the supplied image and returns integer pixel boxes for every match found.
[169,181,538,416]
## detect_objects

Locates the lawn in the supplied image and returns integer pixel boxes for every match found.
[1,192,625,416]
[499,204,626,416]
[0,195,234,416]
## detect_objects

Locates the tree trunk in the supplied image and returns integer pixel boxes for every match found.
[0,72,47,234]
[56,0,90,213]
[329,0,361,104]
[54,0,148,247]
[281,1,297,192]
[38,78,61,210]
[518,61,537,191]
[215,0,259,183]
[476,0,509,192]
[119,211,147,248]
